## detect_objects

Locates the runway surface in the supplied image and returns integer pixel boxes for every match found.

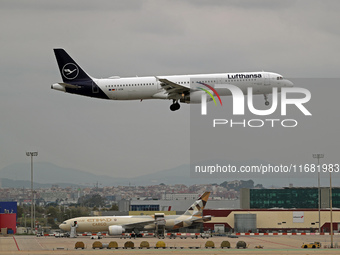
[1,235,340,254]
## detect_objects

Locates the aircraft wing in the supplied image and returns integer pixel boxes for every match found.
[192,215,212,223]
[173,215,212,229]
[121,220,156,230]
[155,76,190,98]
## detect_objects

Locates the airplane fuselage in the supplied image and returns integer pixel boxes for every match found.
[52,49,293,111]
[52,71,292,102]
[59,192,211,235]
[60,214,197,233]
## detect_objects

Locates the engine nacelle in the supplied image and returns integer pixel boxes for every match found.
[180,91,213,104]
[108,225,125,235]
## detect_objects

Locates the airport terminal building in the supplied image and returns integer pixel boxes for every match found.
[128,197,240,213]
[203,187,340,233]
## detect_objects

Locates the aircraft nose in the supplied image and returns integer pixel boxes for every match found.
[59,223,65,230]
[285,79,294,87]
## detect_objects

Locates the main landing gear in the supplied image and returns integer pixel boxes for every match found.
[170,100,181,111]
[264,94,270,106]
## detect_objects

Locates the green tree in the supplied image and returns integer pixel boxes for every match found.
[47,217,55,226]
[17,205,24,218]
[46,206,58,219]
[78,194,106,207]
[109,204,119,211]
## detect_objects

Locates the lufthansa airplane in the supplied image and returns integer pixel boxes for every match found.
[52,49,293,111]
[59,192,211,235]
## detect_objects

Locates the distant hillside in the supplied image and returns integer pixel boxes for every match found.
[0,178,87,189]
[0,162,222,187]
[0,160,328,188]
[0,162,119,187]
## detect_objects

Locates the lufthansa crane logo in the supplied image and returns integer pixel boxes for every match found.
[62,63,79,80]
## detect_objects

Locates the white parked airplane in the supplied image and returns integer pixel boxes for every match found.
[52,49,293,111]
[59,192,211,235]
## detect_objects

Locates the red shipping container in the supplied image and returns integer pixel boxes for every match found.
[0,214,17,234]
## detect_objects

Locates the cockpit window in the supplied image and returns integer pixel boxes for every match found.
[277,76,283,80]
[62,221,67,224]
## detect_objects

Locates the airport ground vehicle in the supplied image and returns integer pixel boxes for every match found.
[301,241,321,249]
[74,241,85,249]
[227,234,238,238]
[236,241,247,249]
[54,232,69,238]
[201,231,212,239]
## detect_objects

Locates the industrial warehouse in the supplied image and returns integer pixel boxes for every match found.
[204,209,340,233]
[206,187,340,233]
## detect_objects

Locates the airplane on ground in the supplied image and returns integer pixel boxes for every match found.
[59,192,211,235]
[52,49,293,111]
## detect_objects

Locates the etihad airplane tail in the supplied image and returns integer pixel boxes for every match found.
[183,192,210,217]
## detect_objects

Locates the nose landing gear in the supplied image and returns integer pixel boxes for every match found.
[264,94,270,106]
[170,100,181,111]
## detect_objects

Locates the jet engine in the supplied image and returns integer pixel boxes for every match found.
[108,225,125,235]
[180,91,213,104]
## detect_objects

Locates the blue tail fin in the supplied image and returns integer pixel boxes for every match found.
[54,48,92,84]
[53,49,109,99]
